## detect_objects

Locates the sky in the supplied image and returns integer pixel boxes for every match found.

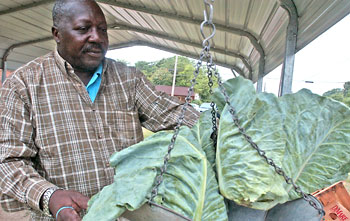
[106,14,350,96]
[264,14,350,95]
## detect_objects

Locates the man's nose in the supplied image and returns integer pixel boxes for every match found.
[89,28,105,42]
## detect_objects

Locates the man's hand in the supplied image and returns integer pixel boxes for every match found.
[49,189,89,221]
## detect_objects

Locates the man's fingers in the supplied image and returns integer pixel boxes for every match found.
[72,192,90,210]
[49,189,89,218]
[57,207,81,221]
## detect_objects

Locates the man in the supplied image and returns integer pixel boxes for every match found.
[0,0,199,220]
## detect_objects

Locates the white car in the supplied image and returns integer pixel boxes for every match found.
[199,103,212,112]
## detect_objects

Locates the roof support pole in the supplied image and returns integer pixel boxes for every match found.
[1,48,10,83]
[278,0,298,96]
[1,37,53,82]
[231,68,238,78]
[1,60,7,84]
[256,74,263,92]
[256,49,266,92]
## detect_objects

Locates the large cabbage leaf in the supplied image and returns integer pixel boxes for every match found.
[214,77,350,210]
[191,110,216,166]
[215,77,288,210]
[84,114,227,221]
[212,76,256,113]
[280,90,350,199]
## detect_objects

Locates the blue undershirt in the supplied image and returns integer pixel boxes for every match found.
[86,64,102,103]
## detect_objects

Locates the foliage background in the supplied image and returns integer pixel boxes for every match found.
[134,56,218,103]
[323,81,350,107]
[118,56,349,107]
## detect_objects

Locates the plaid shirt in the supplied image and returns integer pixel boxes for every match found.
[0,51,199,220]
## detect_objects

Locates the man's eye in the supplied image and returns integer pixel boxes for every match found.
[78,27,88,31]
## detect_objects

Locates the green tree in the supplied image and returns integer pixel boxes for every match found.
[344,82,350,97]
[150,67,173,85]
[343,97,350,106]
[115,59,130,65]
[323,81,350,107]
[135,61,157,79]
[135,56,218,103]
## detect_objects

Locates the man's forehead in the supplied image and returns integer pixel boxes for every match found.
[64,0,95,13]
[61,1,105,23]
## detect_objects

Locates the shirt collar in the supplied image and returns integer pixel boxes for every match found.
[94,63,103,76]
[54,48,106,77]
[86,63,103,88]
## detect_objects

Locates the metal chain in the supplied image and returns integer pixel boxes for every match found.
[213,69,325,218]
[201,0,324,218]
[149,54,205,202]
[151,1,325,220]
[207,65,218,144]
[149,0,217,203]
[203,0,218,145]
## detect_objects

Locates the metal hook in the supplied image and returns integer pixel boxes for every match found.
[201,0,216,46]
[203,0,214,23]
[200,21,216,47]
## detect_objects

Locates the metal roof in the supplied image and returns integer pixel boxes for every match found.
[1,0,350,83]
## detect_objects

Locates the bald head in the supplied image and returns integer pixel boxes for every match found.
[52,0,99,28]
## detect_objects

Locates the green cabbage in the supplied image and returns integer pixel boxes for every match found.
[214,77,350,210]
[84,112,227,221]
[84,76,350,220]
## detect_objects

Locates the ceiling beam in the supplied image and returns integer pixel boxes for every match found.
[0,0,264,62]
[231,67,245,78]
[97,0,265,59]
[1,36,53,82]
[108,41,141,50]
[0,21,134,65]
[110,22,252,73]
[109,40,246,78]
[1,33,250,77]
[0,0,54,16]
[1,36,53,68]
[0,0,263,76]
[1,37,246,79]
[0,0,256,77]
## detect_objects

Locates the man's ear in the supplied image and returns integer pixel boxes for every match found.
[52,26,60,44]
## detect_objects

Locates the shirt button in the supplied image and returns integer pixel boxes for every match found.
[106,162,110,167]
[98,135,103,139]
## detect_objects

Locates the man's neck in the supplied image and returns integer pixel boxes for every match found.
[74,69,94,86]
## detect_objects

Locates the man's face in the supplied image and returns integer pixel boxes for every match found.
[53,1,109,72]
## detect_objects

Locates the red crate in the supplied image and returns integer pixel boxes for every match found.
[313,181,350,221]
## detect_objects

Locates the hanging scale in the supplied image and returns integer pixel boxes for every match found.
[145,0,325,220]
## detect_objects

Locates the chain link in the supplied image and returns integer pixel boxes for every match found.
[206,65,218,145]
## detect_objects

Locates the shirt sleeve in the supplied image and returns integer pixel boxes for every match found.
[0,76,56,212]
[134,68,200,131]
